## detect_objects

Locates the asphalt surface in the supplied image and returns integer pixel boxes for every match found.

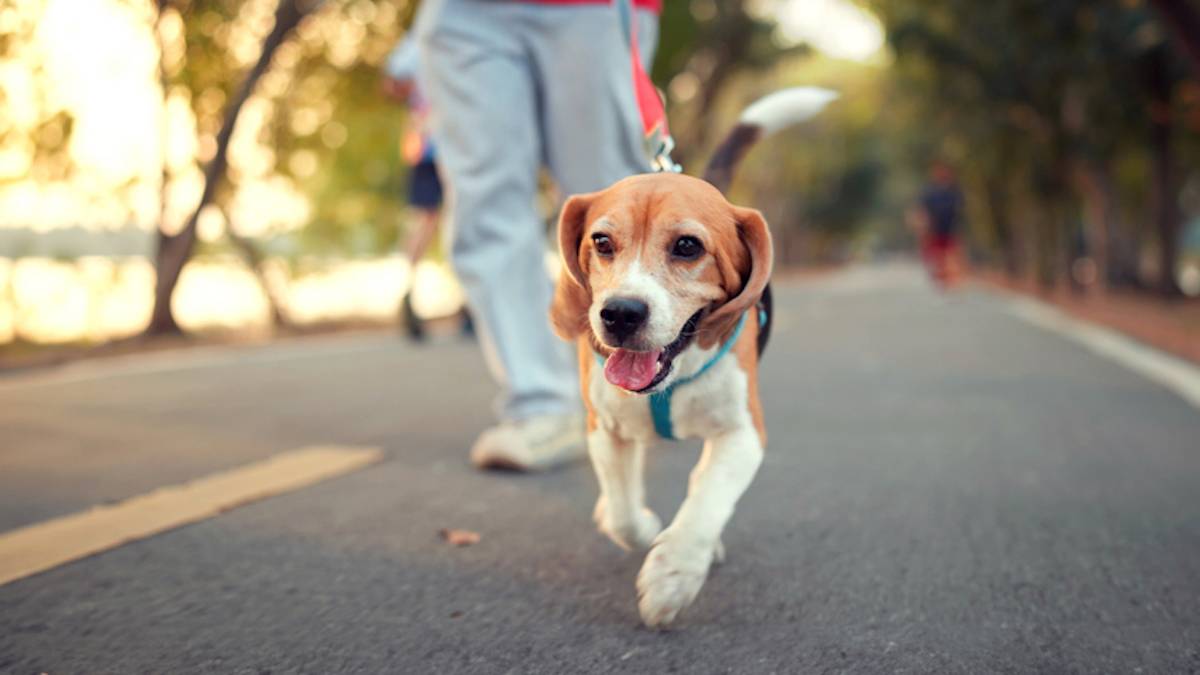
[1,264,1198,674]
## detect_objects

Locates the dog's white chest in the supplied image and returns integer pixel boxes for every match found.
[589,354,751,444]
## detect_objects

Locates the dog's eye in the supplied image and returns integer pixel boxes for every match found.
[592,233,614,257]
[671,236,704,260]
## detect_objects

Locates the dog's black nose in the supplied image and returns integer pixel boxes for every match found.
[600,297,649,343]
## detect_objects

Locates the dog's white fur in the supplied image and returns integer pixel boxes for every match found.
[589,254,681,355]
[585,271,762,627]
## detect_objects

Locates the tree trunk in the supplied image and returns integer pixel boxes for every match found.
[1030,140,1071,291]
[226,224,291,327]
[984,175,1020,277]
[151,0,178,334]
[671,6,766,169]
[1033,210,1058,291]
[145,0,321,335]
[1146,46,1184,297]
[1150,117,1183,296]
[1073,159,1116,289]
[1084,164,1142,288]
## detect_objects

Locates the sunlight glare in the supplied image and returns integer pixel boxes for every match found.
[768,0,884,63]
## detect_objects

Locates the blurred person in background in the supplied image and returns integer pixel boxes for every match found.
[917,160,966,287]
[381,36,471,342]
[413,0,659,471]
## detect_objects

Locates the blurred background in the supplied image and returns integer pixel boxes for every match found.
[2,0,1199,362]
[3,4,1200,668]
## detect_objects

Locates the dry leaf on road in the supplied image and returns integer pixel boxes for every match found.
[438,528,481,547]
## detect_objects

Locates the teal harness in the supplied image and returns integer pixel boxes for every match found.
[597,310,761,441]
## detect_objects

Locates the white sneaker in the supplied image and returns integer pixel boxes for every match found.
[469,413,588,472]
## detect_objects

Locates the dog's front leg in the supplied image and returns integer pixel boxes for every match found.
[636,427,763,627]
[588,429,662,552]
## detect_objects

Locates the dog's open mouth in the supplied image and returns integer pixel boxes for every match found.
[603,310,703,394]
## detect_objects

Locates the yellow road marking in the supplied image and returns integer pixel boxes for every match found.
[0,446,383,587]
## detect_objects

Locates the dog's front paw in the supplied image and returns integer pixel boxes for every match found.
[636,530,714,628]
[594,497,662,551]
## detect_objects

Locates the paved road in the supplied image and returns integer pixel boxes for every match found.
[1,265,1198,674]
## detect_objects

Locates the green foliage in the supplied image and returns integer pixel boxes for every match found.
[868,0,1199,289]
[0,1,76,192]
[6,0,1198,290]
[731,56,902,262]
[652,0,808,161]
[167,0,412,259]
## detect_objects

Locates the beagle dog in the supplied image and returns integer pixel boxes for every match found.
[550,88,836,627]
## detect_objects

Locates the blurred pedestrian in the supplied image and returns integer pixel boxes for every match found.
[381,36,471,342]
[413,0,660,471]
[918,160,965,287]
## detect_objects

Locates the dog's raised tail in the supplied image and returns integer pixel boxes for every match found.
[702,87,838,194]
[701,87,836,357]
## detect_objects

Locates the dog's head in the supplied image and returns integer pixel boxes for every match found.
[551,173,772,394]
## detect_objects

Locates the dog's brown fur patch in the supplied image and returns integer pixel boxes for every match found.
[550,173,772,351]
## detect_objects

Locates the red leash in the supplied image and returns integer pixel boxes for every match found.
[620,1,678,172]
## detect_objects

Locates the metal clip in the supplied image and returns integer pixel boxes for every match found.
[646,131,681,174]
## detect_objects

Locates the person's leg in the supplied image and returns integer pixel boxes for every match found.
[397,207,437,341]
[532,5,658,196]
[404,208,439,264]
[416,1,581,424]
[944,235,965,287]
[399,156,443,341]
[920,232,938,281]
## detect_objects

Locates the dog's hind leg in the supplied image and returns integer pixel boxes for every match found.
[588,430,662,552]
[636,427,763,627]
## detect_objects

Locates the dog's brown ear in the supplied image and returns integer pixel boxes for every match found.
[557,193,594,288]
[700,205,773,347]
[550,193,596,340]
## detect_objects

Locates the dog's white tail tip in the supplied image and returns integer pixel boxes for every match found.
[739,87,839,136]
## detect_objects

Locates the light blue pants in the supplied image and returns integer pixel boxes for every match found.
[415,1,658,421]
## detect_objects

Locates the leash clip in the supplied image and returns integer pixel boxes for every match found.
[646,128,681,174]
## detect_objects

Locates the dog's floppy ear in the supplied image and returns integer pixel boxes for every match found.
[550,192,596,340]
[700,205,773,347]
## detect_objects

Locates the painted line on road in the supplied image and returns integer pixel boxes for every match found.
[1008,296,1200,410]
[0,445,383,587]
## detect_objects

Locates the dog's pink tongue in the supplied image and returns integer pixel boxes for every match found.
[604,349,661,391]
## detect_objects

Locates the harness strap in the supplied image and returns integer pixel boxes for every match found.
[595,311,755,441]
[648,312,747,440]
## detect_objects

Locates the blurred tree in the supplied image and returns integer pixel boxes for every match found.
[0,2,75,196]
[1149,0,1200,73]
[651,0,808,169]
[732,56,897,265]
[147,0,324,334]
[7,0,1196,348]
[143,0,410,335]
[871,0,1197,295]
